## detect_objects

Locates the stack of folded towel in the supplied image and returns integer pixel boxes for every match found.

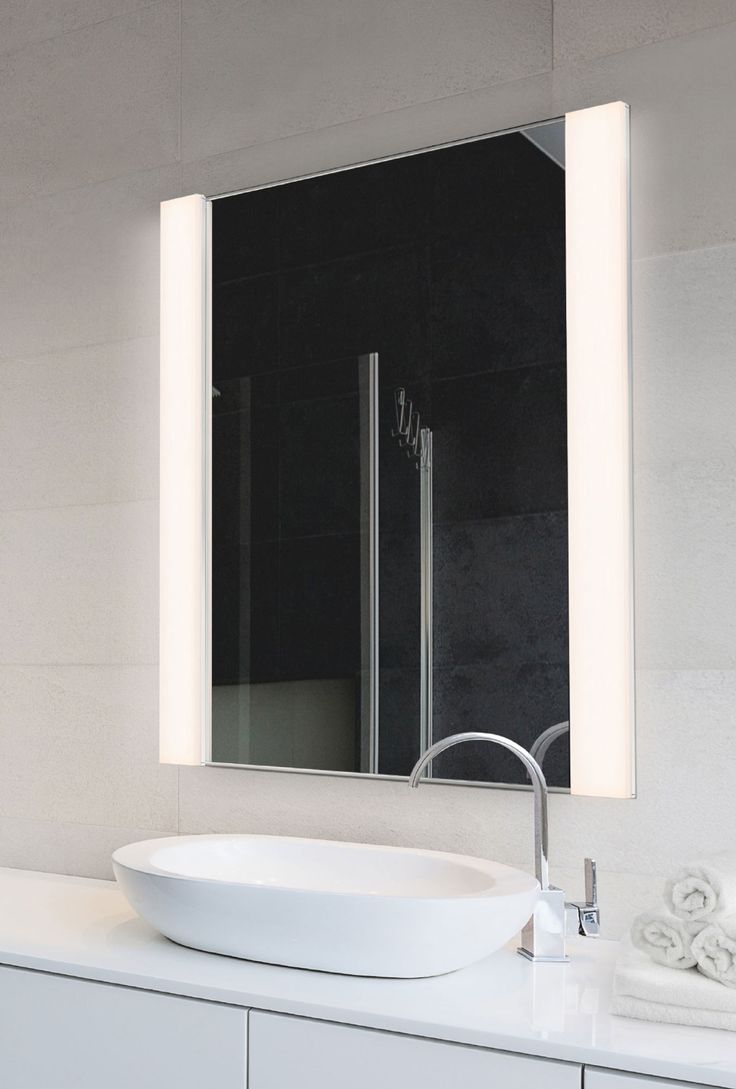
[612,851,736,1030]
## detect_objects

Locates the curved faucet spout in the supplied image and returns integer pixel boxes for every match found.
[409,732,550,891]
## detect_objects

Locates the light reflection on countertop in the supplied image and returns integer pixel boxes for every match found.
[0,867,735,1087]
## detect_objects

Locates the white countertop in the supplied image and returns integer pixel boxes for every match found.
[1,867,735,1087]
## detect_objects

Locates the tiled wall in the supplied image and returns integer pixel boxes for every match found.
[2,0,736,937]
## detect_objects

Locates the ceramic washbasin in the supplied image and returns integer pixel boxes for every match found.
[112,834,539,978]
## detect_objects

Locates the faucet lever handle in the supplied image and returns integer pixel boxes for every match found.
[569,858,600,938]
[584,857,598,907]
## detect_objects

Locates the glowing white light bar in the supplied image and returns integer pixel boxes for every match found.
[565,102,635,798]
[159,194,207,765]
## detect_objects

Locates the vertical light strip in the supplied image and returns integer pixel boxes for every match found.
[566,102,635,798]
[159,194,207,765]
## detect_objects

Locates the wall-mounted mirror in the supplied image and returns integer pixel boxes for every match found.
[160,104,635,797]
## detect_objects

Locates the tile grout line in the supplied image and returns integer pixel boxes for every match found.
[552,13,736,69]
[550,0,554,70]
[178,0,183,166]
[0,332,159,370]
[0,0,164,62]
[0,495,157,516]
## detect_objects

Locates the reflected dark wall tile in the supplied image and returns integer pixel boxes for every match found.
[212,186,281,283]
[279,392,360,538]
[211,410,250,684]
[278,152,431,269]
[212,380,279,544]
[249,542,280,683]
[249,404,280,544]
[429,228,566,378]
[278,247,429,384]
[212,539,279,686]
[378,667,421,777]
[378,530,421,670]
[433,513,568,670]
[279,534,361,679]
[432,364,567,522]
[278,356,362,403]
[432,662,569,786]
[212,274,279,380]
[431,131,565,242]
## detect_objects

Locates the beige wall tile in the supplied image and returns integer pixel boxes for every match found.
[181,0,552,163]
[0,1,179,204]
[0,816,173,880]
[0,1,157,55]
[0,501,157,665]
[551,22,736,257]
[0,165,181,363]
[634,459,736,670]
[554,0,736,66]
[0,338,158,511]
[633,245,736,466]
[0,664,176,829]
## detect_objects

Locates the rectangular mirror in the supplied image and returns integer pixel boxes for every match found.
[160,104,635,797]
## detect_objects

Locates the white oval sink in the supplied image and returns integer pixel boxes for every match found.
[113,834,539,978]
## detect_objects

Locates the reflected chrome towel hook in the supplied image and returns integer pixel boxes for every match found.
[392,387,431,469]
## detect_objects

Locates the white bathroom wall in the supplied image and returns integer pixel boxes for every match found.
[1,0,736,937]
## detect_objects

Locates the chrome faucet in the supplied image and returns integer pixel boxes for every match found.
[408,731,599,963]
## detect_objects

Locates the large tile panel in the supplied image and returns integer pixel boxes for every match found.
[0,1,179,204]
[551,21,736,257]
[181,0,552,162]
[633,244,736,466]
[0,164,181,362]
[554,0,736,66]
[0,338,158,510]
[0,816,174,880]
[634,457,736,670]
[0,664,176,829]
[550,669,736,876]
[0,0,157,55]
[0,500,157,665]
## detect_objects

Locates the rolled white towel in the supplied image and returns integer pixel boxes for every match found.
[631,911,702,969]
[692,920,736,988]
[664,851,736,922]
[612,938,736,1031]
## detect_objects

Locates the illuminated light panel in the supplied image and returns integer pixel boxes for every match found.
[565,102,635,798]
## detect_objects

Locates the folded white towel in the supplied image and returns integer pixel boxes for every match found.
[612,939,736,1031]
[692,920,736,988]
[665,851,736,922]
[630,911,702,969]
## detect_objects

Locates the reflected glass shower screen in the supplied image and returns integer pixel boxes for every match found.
[209,354,379,774]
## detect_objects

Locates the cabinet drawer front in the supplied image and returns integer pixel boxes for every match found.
[249,1010,581,1089]
[585,1069,706,1088]
[0,965,247,1089]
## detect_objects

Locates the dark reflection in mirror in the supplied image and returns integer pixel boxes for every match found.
[210,120,569,787]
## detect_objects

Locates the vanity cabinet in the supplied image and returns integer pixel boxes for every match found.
[585,1072,705,1089]
[248,1010,582,1088]
[0,965,248,1089]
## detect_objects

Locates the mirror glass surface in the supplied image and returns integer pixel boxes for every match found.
[210,118,569,787]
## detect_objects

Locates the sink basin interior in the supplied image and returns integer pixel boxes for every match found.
[119,835,528,899]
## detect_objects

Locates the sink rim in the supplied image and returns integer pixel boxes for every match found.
[113,833,539,903]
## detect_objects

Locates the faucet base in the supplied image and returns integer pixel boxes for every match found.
[516,947,569,964]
